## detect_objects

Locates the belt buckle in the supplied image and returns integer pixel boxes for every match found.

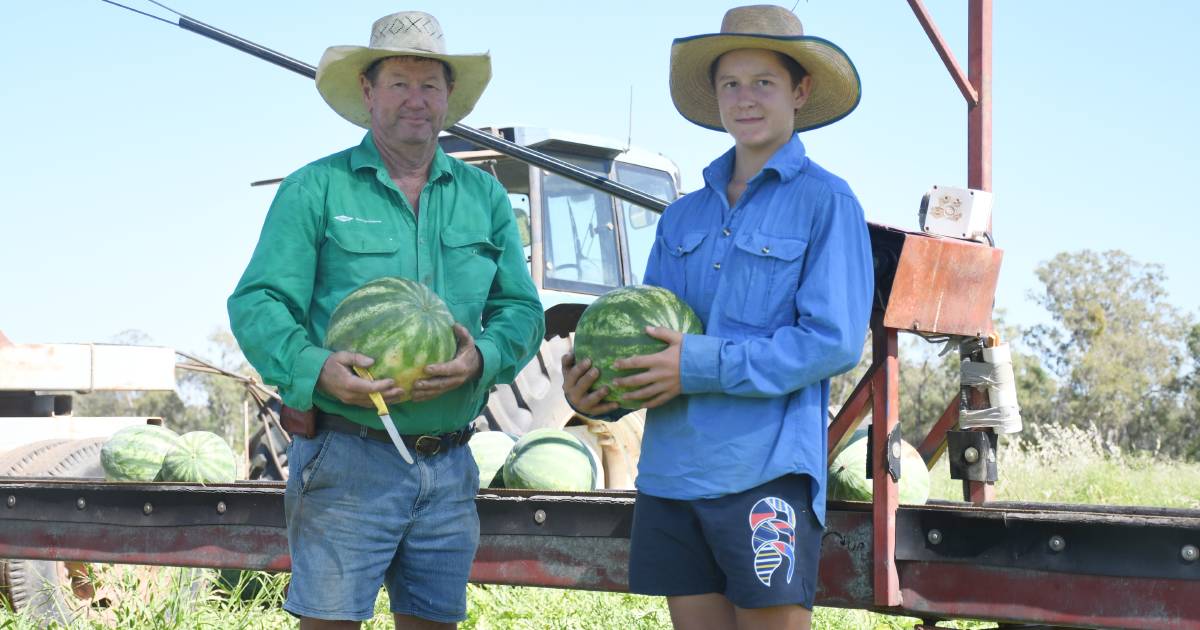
[414,435,442,455]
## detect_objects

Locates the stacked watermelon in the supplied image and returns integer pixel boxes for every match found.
[572,285,703,409]
[501,428,598,492]
[102,424,238,484]
[324,277,457,401]
[468,431,518,488]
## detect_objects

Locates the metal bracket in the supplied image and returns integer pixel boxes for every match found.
[866,424,903,482]
[947,429,998,482]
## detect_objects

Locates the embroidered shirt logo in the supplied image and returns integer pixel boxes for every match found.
[749,496,796,587]
[332,215,383,225]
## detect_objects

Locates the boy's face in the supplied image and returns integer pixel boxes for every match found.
[713,49,811,154]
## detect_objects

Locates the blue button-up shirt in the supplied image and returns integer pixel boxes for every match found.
[638,135,874,525]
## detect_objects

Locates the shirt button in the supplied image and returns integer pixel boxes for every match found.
[722,228,731,237]
[761,246,771,254]
[713,262,721,270]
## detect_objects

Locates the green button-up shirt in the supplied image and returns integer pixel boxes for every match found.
[228,132,544,434]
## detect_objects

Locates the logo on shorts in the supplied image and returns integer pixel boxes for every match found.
[749,496,796,587]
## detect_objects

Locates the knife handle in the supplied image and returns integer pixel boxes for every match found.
[351,365,391,417]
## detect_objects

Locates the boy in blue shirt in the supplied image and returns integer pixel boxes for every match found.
[563,6,873,629]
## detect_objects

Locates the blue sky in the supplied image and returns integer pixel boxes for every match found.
[3,1,1198,358]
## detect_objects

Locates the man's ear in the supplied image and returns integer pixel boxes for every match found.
[360,74,373,105]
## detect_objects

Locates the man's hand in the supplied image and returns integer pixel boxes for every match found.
[611,326,684,409]
[411,324,482,402]
[317,351,405,408]
[562,352,621,417]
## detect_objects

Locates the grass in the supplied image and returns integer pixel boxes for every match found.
[2,423,1197,629]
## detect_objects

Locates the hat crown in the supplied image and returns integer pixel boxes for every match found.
[720,5,804,37]
[368,11,447,54]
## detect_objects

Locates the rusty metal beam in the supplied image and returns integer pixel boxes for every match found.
[828,361,880,465]
[918,395,960,468]
[968,0,993,193]
[906,0,979,106]
[870,322,902,606]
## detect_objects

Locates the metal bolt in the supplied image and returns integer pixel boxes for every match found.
[963,447,980,464]
[143,503,154,515]
[927,529,943,545]
[891,441,901,459]
[1182,545,1198,563]
[216,501,227,515]
[1048,535,1066,553]
[533,509,547,525]
[76,498,87,510]
[6,495,15,508]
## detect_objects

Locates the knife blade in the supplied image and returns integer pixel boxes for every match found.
[352,365,414,465]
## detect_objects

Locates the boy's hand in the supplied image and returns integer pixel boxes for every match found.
[612,326,684,409]
[562,352,621,417]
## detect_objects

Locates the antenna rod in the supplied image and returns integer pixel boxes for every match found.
[175,16,668,212]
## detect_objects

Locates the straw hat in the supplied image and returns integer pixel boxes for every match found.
[315,11,491,129]
[669,5,861,132]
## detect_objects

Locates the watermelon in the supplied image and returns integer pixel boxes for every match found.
[468,431,518,488]
[502,428,597,491]
[572,285,703,409]
[827,432,930,505]
[159,431,238,484]
[100,424,183,481]
[324,277,457,401]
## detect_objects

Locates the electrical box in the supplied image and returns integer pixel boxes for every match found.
[919,185,993,242]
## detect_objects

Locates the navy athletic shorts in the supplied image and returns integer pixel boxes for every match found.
[628,474,823,610]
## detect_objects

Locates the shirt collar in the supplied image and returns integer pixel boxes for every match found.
[701,133,808,192]
[350,131,454,183]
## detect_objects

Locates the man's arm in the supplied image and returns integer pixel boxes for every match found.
[679,192,874,397]
[473,182,546,388]
[227,178,332,411]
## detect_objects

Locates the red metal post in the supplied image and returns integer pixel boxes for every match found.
[871,321,901,606]
[968,0,992,193]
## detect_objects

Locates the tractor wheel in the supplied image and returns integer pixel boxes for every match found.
[246,421,289,482]
[476,335,577,435]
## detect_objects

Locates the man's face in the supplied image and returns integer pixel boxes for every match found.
[360,56,453,148]
[713,49,811,154]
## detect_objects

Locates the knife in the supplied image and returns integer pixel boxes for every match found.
[352,365,414,465]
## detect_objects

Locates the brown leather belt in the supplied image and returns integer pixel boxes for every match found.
[315,411,474,456]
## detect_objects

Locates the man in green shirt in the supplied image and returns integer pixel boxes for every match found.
[227,11,543,629]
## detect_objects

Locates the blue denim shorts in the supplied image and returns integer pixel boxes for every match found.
[283,430,481,622]
[628,474,823,610]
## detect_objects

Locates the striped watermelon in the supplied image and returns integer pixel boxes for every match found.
[468,431,518,488]
[502,428,597,491]
[324,277,457,401]
[572,284,703,409]
[100,424,183,481]
[159,431,238,484]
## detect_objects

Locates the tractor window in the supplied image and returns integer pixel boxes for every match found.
[615,162,673,284]
[541,157,621,293]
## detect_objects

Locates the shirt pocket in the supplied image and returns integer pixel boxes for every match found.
[660,230,708,296]
[322,223,402,286]
[725,230,809,329]
[441,229,503,305]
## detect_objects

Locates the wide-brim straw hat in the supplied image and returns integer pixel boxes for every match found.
[670,5,861,132]
[316,11,491,129]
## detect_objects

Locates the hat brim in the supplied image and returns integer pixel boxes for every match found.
[315,46,491,129]
[669,33,861,133]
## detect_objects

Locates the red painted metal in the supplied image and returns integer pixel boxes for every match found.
[899,562,1200,630]
[918,395,959,468]
[827,361,879,465]
[880,233,1002,338]
[906,0,979,106]
[871,322,901,606]
[968,0,993,193]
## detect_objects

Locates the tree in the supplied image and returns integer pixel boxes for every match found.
[1026,250,1193,455]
